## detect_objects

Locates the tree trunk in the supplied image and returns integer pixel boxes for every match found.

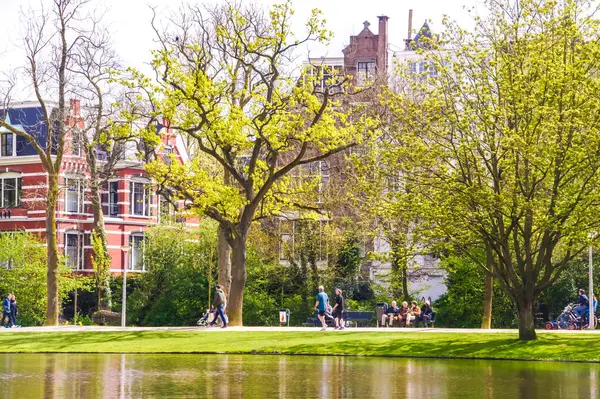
[402,266,409,302]
[481,272,493,329]
[516,297,537,340]
[218,226,232,299]
[228,234,247,326]
[89,175,112,311]
[481,248,494,329]
[218,169,232,299]
[45,175,60,326]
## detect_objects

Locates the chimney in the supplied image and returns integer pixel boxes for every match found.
[161,117,171,134]
[406,10,413,50]
[70,99,80,117]
[377,15,389,75]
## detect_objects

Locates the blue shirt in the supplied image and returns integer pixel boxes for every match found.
[578,294,589,307]
[316,292,329,312]
[2,298,10,313]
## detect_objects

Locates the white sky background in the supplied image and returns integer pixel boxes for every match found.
[0,0,481,101]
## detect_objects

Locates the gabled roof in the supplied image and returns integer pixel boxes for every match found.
[0,112,24,134]
[406,22,434,51]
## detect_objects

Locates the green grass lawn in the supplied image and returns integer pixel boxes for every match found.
[0,331,597,362]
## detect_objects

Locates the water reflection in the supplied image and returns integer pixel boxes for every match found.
[0,354,598,398]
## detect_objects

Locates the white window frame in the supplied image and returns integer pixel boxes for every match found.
[163,146,173,165]
[108,180,119,217]
[279,220,329,263]
[0,132,16,157]
[65,231,84,270]
[65,177,85,214]
[357,61,376,85]
[130,181,151,217]
[129,234,145,271]
[0,174,22,208]
[71,129,82,157]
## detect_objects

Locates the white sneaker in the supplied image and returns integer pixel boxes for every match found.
[320,327,326,331]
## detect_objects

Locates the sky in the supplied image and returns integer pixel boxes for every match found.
[0,0,481,100]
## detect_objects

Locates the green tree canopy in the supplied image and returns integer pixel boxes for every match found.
[387,0,600,339]
[126,1,379,325]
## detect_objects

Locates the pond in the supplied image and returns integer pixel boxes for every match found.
[0,354,598,398]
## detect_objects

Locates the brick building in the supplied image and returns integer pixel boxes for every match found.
[301,14,447,301]
[0,100,190,274]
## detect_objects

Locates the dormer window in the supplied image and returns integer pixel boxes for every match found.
[0,133,15,157]
[0,113,19,157]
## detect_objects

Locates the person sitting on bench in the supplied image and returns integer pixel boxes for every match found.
[406,301,421,327]
[417,300,433,327]
[381,300,400,327]
[399,301,409,326]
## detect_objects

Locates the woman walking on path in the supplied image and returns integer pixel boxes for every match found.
[10,294,19,328]
[332,288,345,330]
[1,294,12,328]
[210,285,227,328]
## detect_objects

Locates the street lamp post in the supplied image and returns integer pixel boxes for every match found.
[589,244,594,330]
[121,245,130,328]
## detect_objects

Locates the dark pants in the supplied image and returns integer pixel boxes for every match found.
[417,314,431,327]
[2,311,13,327]
[211,305,227,326]
[574,305,587,319]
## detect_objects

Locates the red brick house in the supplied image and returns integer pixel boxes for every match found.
[0,100,190,274]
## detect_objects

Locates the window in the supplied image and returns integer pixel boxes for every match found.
[410,61,437,77]
[72,130,82,157]
[291,161,329,203]
[65,178,85,213]
[129,234,144,271]
[130,181,151,216]
[357,61,376,85]
[0,176,22,208]
[65,232,83,270]
[0,133,15,157]
[279,220,328,262]
[109,181,119,217]
[163,146,173,166]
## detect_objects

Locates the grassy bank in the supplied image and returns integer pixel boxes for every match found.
[0,331,597,362]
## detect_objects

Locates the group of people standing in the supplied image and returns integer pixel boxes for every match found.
[1,294,19,328]
[315,286,345,331]
[380,300,433,328]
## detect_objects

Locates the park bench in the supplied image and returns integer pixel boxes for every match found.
[376,302,437,328]
[305,312,374,327]
[342,311,373,327]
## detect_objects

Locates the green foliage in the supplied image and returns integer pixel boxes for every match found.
[91,231,112,310]
[384,0,600,339]
[125,223,217,326]
[434,254,517,328]
[0,233,91,326]
[540,259,600,320]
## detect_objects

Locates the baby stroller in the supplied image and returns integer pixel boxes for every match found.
[197,308,228,327]
[545,303,580,330]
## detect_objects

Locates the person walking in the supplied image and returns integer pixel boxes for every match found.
[210,285,227,328]
[2,294,13,328]
[332,288,345,330]
[314,286,329,331]
[9,294,19,328]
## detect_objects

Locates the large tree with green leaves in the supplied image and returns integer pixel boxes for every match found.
[389,0,600,339]
[128,1,377,325]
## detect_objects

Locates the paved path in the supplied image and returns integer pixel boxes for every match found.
[1,326,599,333]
